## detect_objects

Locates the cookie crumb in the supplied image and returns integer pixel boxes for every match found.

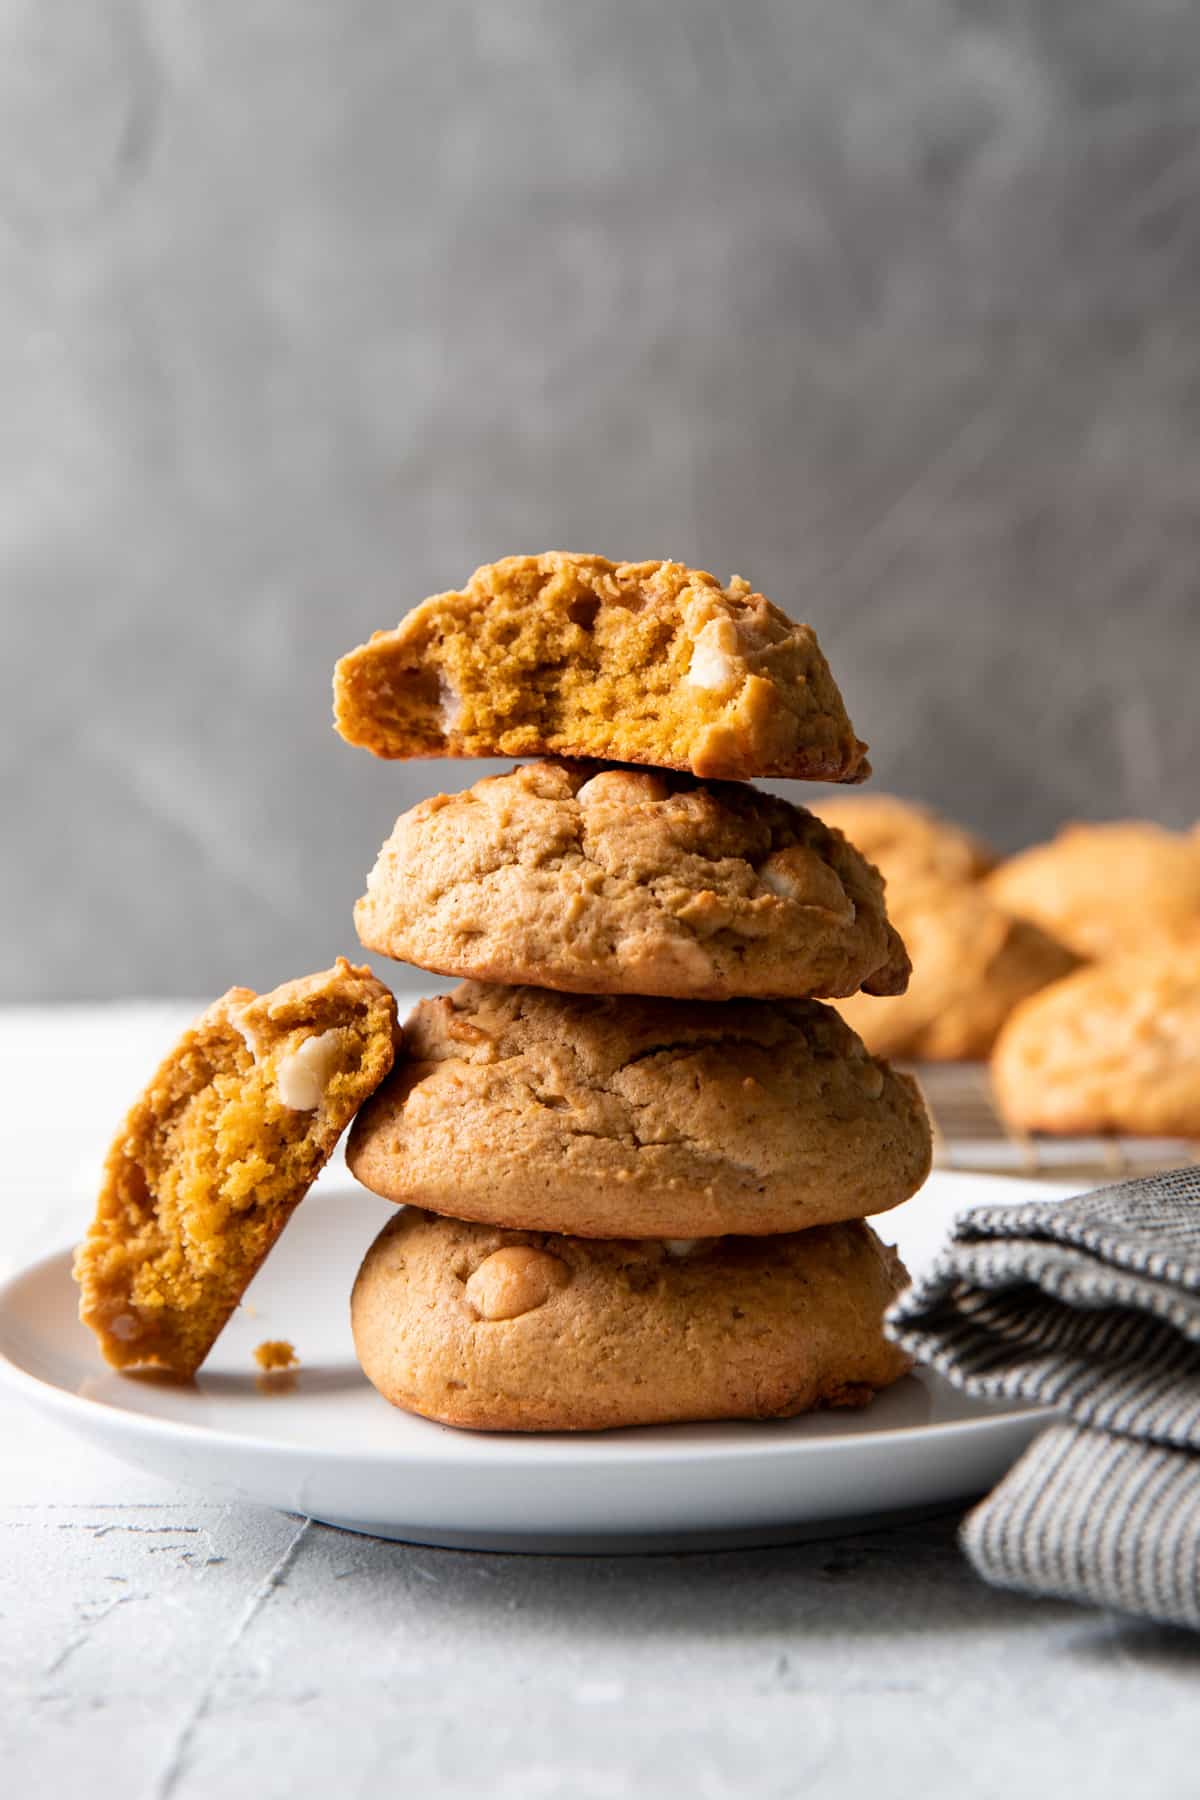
[254,1339,298,1371]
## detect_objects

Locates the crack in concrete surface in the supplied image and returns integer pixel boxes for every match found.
[150,1516,313,1800]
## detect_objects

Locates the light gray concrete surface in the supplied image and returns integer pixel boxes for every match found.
[5,1479,1199,1800]
[6,1,1200,999]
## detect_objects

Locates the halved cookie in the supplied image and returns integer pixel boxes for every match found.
[991,944,1200,1137]
[346,982,932,1238]
[352,1209,913,1431]
[333,552,869,782]
[355,761,910,1001]
[74,959,398,1375]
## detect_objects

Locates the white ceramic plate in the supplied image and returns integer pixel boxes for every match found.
[0,1171,1065,1553]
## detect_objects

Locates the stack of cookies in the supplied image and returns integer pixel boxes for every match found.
[336,554,932,1430]
[73,552,933,1429]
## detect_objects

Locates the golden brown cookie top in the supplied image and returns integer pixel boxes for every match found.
[351,1208,913,1431]
[816,792,995,890]
[74,958,398,1376]
[991,941,1200,1137]
[354,759,910,1001]
[836,879,1081,1061]
[333,552,869,783]
[987,820,1200,960]
[346,981,932,1238]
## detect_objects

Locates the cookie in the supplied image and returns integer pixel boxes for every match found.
[816,793,995,889]
[351,1208,913,1430]
[74,959,398,1375]
[991,944,1200,1137]
[836,881,1081,1060]
[346,982,932,1237]
[355,761,910,1002]
[333,552,869,783]
[987,821,1200,960]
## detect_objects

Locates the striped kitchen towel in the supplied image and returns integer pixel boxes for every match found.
[886,1167,1200,1631]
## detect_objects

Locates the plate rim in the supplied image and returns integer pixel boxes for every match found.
[0,1224,1060,1473]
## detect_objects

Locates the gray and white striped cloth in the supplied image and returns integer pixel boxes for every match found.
[886,1167,1200,1631]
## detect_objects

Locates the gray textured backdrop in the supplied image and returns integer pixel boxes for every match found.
[6,1,1200,1000]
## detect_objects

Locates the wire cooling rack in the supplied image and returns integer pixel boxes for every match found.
[909,1060,1199,1186]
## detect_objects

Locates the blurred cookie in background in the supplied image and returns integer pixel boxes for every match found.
[836,880,1080,1061]
[816,793,996,890]
[987,821,1200,961]
[991,942,1200,1138]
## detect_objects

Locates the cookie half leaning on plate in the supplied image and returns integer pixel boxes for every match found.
[354,760,910,1001]
[74,959,398,1376]
[347,982,932,1239]
[351,1209,913,1431]
[333,552,870,782]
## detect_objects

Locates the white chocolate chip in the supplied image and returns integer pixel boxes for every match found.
[685,617,740,691]
[576,772,615,805]
[663,1238,702,1258]
[465,1246,569,1320]
[758,847,854,919]
[576,769,671,806]
[438,676,461,734]
[277,1030,342,1111]
[759,863,797,899]
[110,1312,142,1342]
